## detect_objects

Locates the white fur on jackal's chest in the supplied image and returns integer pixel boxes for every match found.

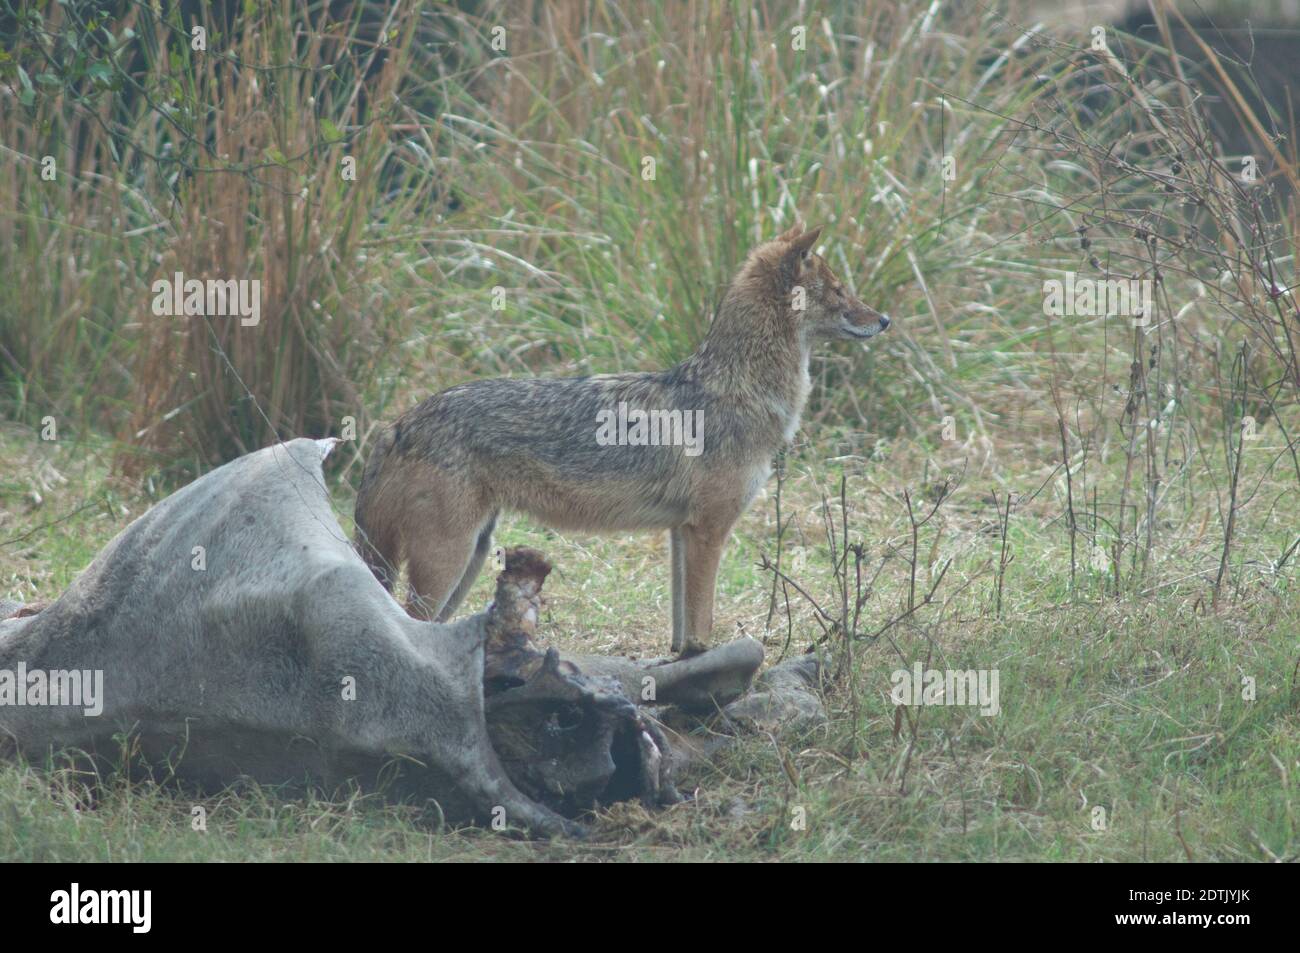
[748,353,810,507]
[742,458,772,508]
[765,347,812,444]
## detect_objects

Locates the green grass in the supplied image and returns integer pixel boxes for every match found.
[2,424,1296,862]
[3,0,1298,861]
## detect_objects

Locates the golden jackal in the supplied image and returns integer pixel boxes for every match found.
[355,225,890,655]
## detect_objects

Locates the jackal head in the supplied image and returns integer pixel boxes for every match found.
[775,225,891,341]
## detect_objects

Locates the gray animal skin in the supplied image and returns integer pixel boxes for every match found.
[0,438,822,835]
[0,439,600,834]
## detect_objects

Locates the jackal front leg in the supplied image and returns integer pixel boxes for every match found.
[677,523,727,656]
[669,527,687,653]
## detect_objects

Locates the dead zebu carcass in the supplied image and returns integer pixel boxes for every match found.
[0,439,809,835]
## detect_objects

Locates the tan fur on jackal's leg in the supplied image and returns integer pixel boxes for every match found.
[405,525,479,622]
[669,527,688,653]
[356,521,401,594]
[436,512,499,622]
[400,490,494,621]
[679,523,727,656]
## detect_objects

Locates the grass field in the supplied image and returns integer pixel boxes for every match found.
[1,421,1296,862]
[2,0,1299,861]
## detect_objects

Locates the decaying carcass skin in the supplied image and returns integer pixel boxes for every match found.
[476,547,683,811]
[0,439,678,835]
[569,638,766,713]
[0,438,824,834]
[717,651,828,734]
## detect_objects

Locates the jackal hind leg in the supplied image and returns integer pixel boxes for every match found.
[436,512,499,622]
[402,493,491,623]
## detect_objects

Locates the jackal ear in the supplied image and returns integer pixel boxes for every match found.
[776,223,804,242]
[779,226,822,283]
